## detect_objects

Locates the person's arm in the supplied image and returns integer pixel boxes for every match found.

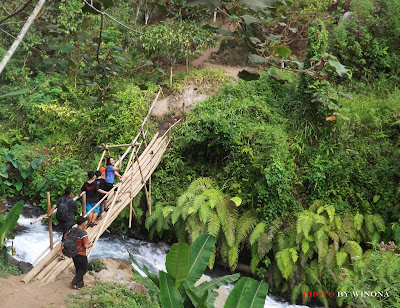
[98,189,108,195]
[44,204,57,219]
[115,171,122,179]
[82,236,93,249]
[112,155,122,171]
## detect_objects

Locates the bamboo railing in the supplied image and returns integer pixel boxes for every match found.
[23,90,181,283]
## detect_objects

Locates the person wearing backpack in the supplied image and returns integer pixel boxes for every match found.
[64,216,93,290]
[45,187,79,260]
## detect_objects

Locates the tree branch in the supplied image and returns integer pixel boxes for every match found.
[0,0,46,75]
[81,0,163,39]
[0,0,34,25]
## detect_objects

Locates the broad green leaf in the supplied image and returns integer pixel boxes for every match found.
[188,234,216,284]
[30,155,45,170]
[20,168,30,180]
[229,15,240,22]
[275,47,292,58]
[129,253,160,288]
[15,181,23,192]
[185,0,221,9]
[373,195,380,203]
[248,54,268,64]
[6,153,18,169]
[185,286,209,308]
[216,28,233,36]
[336,251,347,267]
[224,277,268,308]
[0,164,8,178]
[0,89,30,100]
[230,197,242,207]
[239,0,277,11]
[241,15,260,25]
[0,201,24,247]
[166,242,191,287]
[159,271,184,308]
[327,59,352,78]
[196,273,240,293]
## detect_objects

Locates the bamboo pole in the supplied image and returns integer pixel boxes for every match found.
[87,182,122,259]
[129,200,133,229]
[97,149,106,171]
[46,193,53,250]
[98,143,133,148]
[32,235,62,266]
[26,133,169,283]
[82,194,86,231]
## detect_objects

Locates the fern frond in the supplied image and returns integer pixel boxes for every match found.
[336,251,348,267]
[372,214,385,232]
[304,260,320,286]
[235,210,258,246]
[297,212,313,238]
[145,202,164,230]
[204,188,225,209]
[216,199,237,247]
[220,240,229,265]
[353,213,364,231]
[309,199,324,212]
[207,211,220,237]
[228,244,239,269]
[208,246,216,269]
[291,283,309,305]
[276,248,295,279]
[323,205,336,224]
[250,222,266,246]
[198,201,212,224]
[346,241,363,259]
[315,285,329,307]
[250,245,260,273]
[258,232,272,259]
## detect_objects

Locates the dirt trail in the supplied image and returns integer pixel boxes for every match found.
[0,274,80,308]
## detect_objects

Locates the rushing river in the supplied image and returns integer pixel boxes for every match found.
[8,204,311,308]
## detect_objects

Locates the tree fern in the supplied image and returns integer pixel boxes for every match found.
[336,251,347,267]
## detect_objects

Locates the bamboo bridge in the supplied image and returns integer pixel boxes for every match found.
[23,90,179,283]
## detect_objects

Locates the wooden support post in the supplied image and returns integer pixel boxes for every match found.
[149,151,153,208]
[168,123,171,139]
[82,194,87,231]
[46,192,53,250]
[129,199,133,229]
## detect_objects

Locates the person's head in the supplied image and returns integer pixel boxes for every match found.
[88,171,96,180]
[106,157,115,166]
[77,216,88,227]
[64,187,73,197]
[95,170,102,178]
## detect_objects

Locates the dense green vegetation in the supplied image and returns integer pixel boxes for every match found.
[1,0,400,307]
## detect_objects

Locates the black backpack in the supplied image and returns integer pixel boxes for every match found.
[62,228,82,258]
[56,197,71,223]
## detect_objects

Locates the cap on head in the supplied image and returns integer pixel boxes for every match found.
[77,216,88,226]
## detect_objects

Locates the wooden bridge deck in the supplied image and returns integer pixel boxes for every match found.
[23,129,171,283]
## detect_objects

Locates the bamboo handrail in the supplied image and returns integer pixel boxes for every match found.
[24,88,183,283]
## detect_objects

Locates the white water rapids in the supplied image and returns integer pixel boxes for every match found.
[7,204,311,308]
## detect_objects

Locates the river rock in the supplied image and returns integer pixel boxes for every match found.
[8,256,33,274]
[0,200,7,214]
[90,258,145,294]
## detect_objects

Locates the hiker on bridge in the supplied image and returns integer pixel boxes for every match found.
[95,170,106,218]
[78,171,108,227]
[104,156,122,211]
[45,187,79,260]
[64,215,93,290]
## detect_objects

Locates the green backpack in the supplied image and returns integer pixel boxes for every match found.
[62,228,82,258]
